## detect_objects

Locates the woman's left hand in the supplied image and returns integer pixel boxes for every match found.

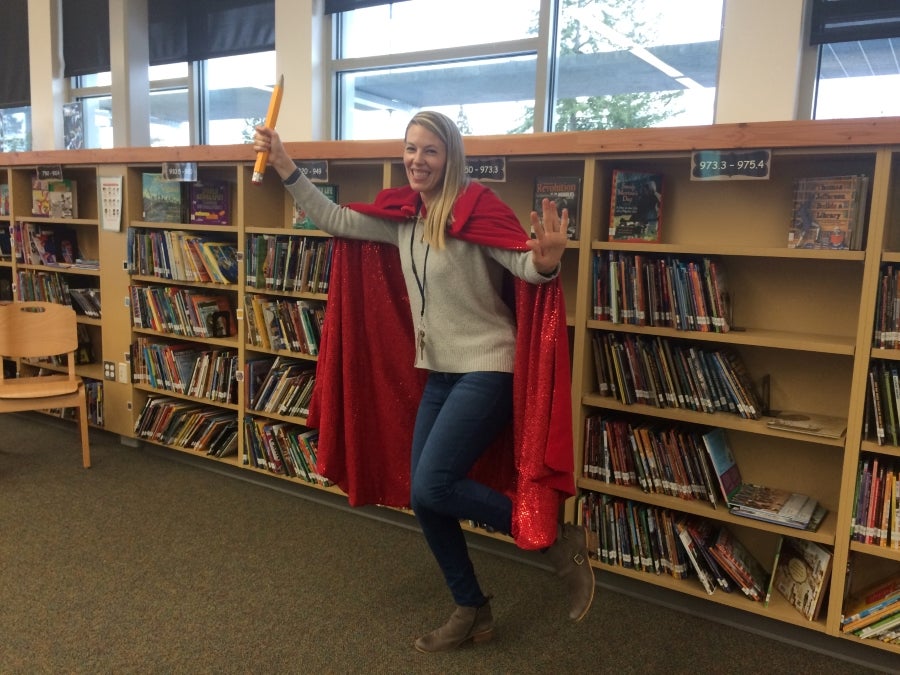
[527,198,569,275]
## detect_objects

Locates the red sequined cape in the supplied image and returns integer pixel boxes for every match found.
[307,182,574,550]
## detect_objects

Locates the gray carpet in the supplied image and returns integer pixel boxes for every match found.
[0,414,897,674]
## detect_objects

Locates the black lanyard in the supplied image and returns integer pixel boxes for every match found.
[409,219,430,319]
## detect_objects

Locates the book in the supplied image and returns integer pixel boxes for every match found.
[293,183,339,229]
[142,173,186,223]
[0,183,9,215]
[773,536,833,621]
[189,179,231,225]
[63,100,84,150]
[702,427,823,530]
[787,174,869,250]
[609,170,663,243]
[842,572,900,633]
[765,410,847,439]
[533,175,582,239]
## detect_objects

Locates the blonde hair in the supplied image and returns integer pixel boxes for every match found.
[406,111,469,249]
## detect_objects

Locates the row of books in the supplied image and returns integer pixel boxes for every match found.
[245,233,334,294]
[842,572,900,642]
[583,415,717,506]
[14,269,96,311]
[592,251,731,332]
[245,294,323,355]
[578,491,833,620]
[131,337,238,404]
[591,331,763,419]
[142,174,231,225]
[32,178,78,219]
[243,417,328,485]
[11,221,82,266]
[246,356,316,418]
[128,228,238,284]
[851,454,900,548]
[873,264,900,349]
[787,174,869,250]
[129,284,236,339]
[39,372,104,426]
[865,360,900,446]
[133,395,238,456]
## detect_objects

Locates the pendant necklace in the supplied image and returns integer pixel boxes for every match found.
[410,217,430,361]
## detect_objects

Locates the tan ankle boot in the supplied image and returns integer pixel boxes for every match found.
[546,523,596,622]
[414,600,494,653]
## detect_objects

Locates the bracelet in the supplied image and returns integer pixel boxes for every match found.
[283,167,302,185]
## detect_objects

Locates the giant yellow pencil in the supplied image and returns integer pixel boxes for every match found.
[252,74,284,185]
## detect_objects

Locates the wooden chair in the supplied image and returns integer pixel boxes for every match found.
[0,301,91,467]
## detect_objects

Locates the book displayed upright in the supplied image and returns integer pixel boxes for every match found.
[787,174,869,250]
[533,175,582,239]
[142,173,186,223]
[293,183,339,229]
[189,180,231,225]
[772,536,833,621]
[609,170,663,243]
[32,178,78,219]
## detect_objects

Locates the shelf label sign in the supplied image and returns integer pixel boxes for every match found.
[466,156,506,182]
[36,165,64,180]
[294,160,329,182]
[691,149,771,181]
[162,162,198,181]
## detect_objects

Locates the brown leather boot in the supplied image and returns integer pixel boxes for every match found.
[414,600,494,653]
[546,523,596,622]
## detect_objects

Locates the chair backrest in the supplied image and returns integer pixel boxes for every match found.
[0,301,79,362]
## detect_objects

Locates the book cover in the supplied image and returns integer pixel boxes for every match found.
[189,179,231,225]
[788,174,869,250]
[609,170,663,243]
[773,537,833,621]
[63,101,85,150]
[293,183,339,229]
[142,173,185,223]
[533,175,581,239]
[0,183,9,215]
[701,428,742,503]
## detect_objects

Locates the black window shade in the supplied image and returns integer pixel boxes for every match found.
[810,0,900,45]
[0,0,30,108]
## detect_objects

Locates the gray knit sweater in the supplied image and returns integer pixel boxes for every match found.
[284,173,556,373]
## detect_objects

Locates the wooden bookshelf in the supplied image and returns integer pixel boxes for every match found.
[3,117,900,656]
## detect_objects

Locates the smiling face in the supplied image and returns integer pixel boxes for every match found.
[403,123,447,206]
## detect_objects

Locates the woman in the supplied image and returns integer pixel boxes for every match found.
[253,111,594,652]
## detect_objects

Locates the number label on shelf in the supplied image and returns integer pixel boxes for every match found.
[162,162,198,181]
[691,149,771,181]
[465,157,506,182]
[36,165,63,180]
[295,160,329,182]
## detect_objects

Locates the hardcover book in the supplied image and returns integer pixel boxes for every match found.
[293,183,339,229]
[533,175,581,239]
[609,170,663,243]
[142,173,186,223]
[0,183,10,215]
[189,179,231,225]
[773,536,833,621]
[787,174,869,250]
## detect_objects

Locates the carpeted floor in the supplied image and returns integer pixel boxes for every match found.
[0,414,897,674]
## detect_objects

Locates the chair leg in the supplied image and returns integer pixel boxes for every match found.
[77,397,91,469]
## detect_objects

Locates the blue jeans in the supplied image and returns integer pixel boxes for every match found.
[410,371,514,607]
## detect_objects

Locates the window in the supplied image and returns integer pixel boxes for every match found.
[810,0,900,119]
[71,53,275,148]
[331,0,723,139]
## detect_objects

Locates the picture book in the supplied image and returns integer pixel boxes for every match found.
[701,428,742,503]
[533,175,582,239]
[773,536,833,621]
[787,174,869,251]
[609,169,663,243]
[32,178,78,218]
[0,183,9,215]
[293,183,339,229]
[708,527,770,601]
[142,173,186,223]
[189,179,231,225]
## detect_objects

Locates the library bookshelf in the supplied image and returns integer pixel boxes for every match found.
[3,117,900,656]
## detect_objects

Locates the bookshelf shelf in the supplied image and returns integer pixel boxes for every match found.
[3,117,900,657]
